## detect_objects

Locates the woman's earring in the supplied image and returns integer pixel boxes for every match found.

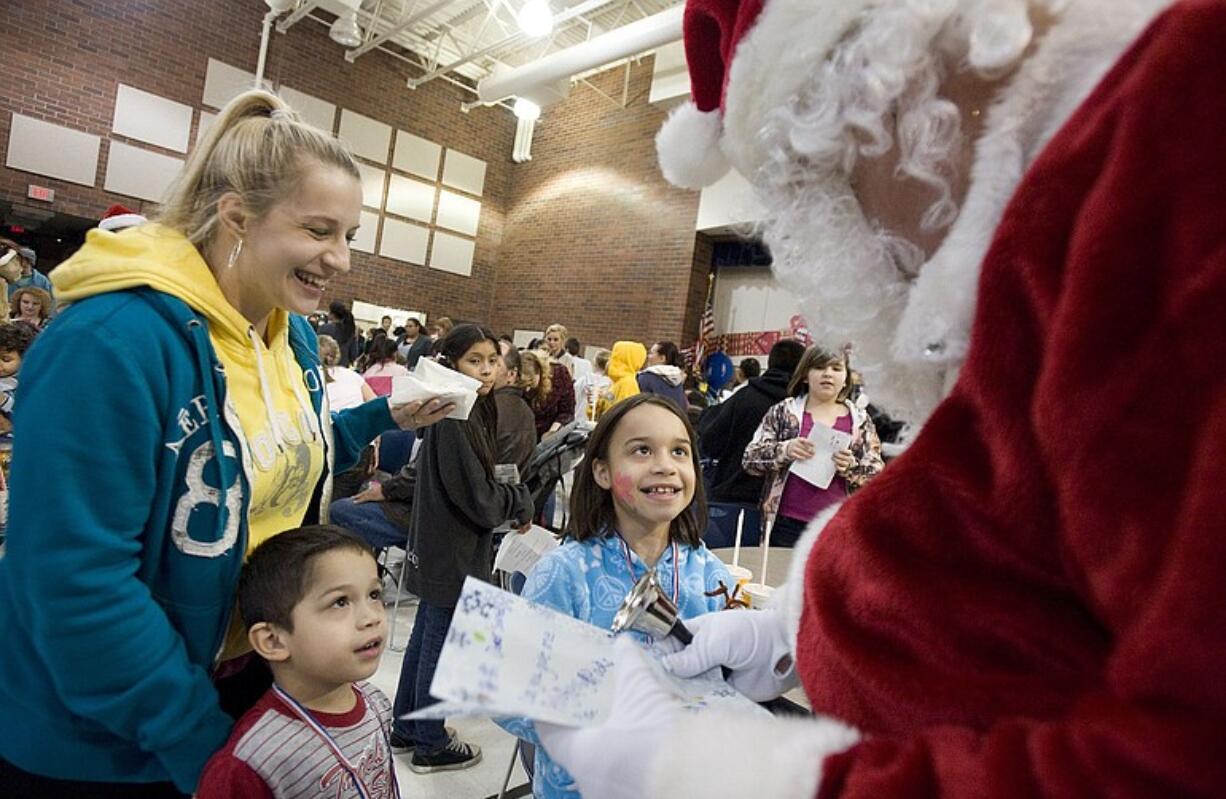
[227,239,244,270]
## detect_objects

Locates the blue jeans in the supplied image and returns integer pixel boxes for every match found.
[329,498,407,551]
[392,601,455,751]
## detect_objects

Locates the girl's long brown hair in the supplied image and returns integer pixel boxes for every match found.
[566,394,707,547]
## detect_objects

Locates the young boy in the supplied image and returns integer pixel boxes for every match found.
[198,525,399,798]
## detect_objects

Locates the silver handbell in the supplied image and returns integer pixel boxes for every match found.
[611,570,693,644]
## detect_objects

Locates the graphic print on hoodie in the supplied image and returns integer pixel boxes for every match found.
[53,224,325,659]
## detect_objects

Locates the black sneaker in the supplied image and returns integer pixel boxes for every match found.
[408,737,483,774]
[389,726,456,754]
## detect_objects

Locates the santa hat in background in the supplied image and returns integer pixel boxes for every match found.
[98,204,147,232]
[655,0,870,189]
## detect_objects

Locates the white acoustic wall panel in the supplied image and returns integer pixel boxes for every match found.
[393,130,441,180]
[441,149,486,196]
[6,114,100,186]
[339,110,391,164]
[203,58,257,110]
[279,86,336,133]
[429,231,474,277]
[385,174,435,223]
[356,162,385,210]
[112,85,192,153]
[196,110,217,146]
[379,218,429,265]
[435,190,480,236]
[104,141,184,203]
[351,210,379,254]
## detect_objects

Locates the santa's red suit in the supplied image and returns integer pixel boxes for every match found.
[632,1,1226,796]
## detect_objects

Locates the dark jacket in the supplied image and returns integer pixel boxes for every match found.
[405,416,534,607]
[697,368,791,504]
[637,367,688,410]
[494,386,538,475]
[398,334,431,370]
[377,387,538,532]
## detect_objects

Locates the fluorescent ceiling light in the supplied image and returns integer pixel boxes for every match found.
[517,0,554,38]
[329,10,362,47]
[513,98,542,121]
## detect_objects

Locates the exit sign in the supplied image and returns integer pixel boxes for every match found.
[27,184,55,203]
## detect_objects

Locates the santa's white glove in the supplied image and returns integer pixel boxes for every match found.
[662,608,798,701]
[537,637,682,799]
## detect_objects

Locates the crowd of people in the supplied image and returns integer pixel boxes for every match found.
[2,1,1223,796]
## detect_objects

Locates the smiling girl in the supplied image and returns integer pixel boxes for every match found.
[743,345,884,547]
[498,393,731,798]
[394,324,535,774]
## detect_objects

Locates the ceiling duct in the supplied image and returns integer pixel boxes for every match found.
[475,4,682,105]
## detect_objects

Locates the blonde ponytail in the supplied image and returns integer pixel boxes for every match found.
[158,89,358,246]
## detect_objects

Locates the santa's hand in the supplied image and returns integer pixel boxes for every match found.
[536,637,681,799]
[662,608,798,701]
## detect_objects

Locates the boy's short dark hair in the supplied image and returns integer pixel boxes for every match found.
[565,337,582,356]
[238,525,374,631]
[0,322,36,357]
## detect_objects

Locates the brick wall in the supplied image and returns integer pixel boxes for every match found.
[490,58,705,350]
[0,0,516,323]
[0,1,705,341]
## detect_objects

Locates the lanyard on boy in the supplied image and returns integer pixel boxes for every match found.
[271,683,401,799]
[617,535,680,606]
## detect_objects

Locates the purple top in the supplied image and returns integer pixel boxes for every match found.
[777,411,853,523]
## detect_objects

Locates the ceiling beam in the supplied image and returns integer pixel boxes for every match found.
[345,0,455,61]
[406,0,622,88]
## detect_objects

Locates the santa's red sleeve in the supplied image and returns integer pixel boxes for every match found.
[651,2,1226,797]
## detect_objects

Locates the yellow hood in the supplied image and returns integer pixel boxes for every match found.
[607,341,647,383]
[52,223,287,346]
[608,341,647,404]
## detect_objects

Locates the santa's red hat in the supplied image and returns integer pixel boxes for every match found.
[98,204,147,232]
[656,0,871,188]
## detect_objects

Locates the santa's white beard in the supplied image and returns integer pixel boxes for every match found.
[758,178,951,432]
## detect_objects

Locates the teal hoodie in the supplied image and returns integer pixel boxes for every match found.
[0,227,395,791]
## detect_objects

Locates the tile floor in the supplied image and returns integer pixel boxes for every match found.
[369,599,531,799]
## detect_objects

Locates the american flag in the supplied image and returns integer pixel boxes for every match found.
[683,276,717,371]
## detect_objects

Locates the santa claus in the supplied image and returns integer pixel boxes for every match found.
[537,0,1226,796]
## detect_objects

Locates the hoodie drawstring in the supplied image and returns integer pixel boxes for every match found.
[248,327,288,454]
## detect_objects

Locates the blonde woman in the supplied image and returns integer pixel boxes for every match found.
[0,90,450,795]
[544,322,574,377]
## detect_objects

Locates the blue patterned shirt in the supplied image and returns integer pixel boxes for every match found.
[497,533,731,798]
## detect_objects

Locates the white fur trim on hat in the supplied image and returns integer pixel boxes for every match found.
[721,0,874,180]
[647,710,860,797]
[98,213,147,232]
[656,101,731,189]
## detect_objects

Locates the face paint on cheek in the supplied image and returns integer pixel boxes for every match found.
[611,472,638,506]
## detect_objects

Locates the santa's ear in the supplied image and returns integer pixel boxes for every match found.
[248,622,291,663]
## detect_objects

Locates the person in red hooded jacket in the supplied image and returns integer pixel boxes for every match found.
[536,1,1226,797]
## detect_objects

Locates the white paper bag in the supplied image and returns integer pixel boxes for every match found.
[390,357,481,421]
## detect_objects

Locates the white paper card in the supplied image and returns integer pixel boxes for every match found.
[407,578,767,727]
[786,424,853,490]
[493,525,559,576]
[390,357,480,421]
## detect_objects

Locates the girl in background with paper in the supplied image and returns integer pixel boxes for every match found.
[743,346,883,548]
[395,324,535,774]
[497,394,731,799]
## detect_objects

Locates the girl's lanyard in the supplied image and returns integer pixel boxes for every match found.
[618,536,680,605]
[271,684,400,799]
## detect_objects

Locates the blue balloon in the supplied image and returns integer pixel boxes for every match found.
[704,352,734,390]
